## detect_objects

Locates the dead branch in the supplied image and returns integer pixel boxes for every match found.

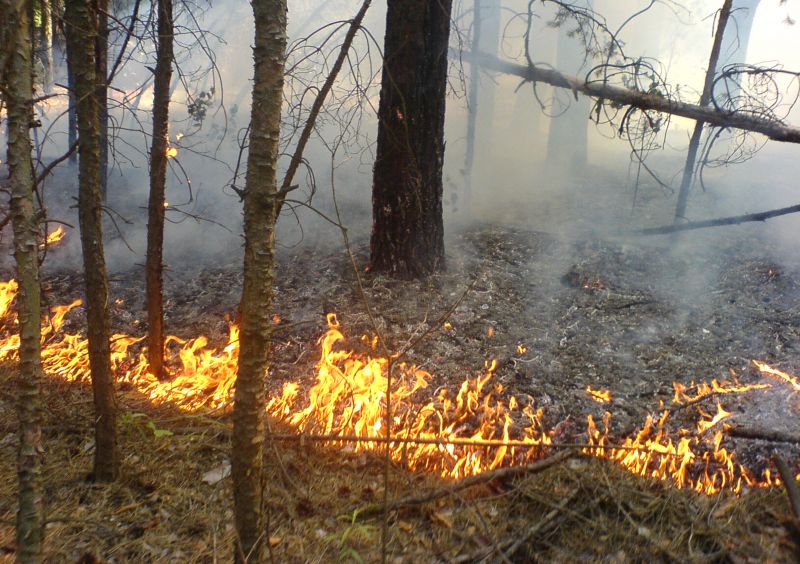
[728,426,800,445]
[630,203,800,236]
[277,0,371,212]
[356,449,578,518]
[773,455,800,521]
[462,51,800,143]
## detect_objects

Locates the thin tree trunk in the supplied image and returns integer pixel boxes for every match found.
[65,0,118,483]
[38,0,54,90]
[67,60,77,164]
[232,0,287,561]
[3,1,45,560]
[369,0,453,278]
[146,0,173,380]
[95,0,109,199]
[674,0,734,222]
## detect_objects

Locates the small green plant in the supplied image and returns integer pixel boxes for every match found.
[326,509,377,563]
[120,412,174,440]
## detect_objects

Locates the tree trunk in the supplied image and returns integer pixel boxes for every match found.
[369,0,452,278]
[95,0,108,199]
[146,0,173,380]
[232,0,287,561]
[673,0,733,223]
[2,2,45,560]
[36,0,54,90]
[546,1,594,173]
[65,0,118,483]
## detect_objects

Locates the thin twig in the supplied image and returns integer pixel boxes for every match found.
[356,449,577,518]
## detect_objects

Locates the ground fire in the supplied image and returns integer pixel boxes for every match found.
[0,278,797,493]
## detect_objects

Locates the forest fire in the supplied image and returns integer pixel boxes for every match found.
[0,278,797,491]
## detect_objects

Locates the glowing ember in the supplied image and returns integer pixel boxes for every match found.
[0,279,796,490]
[443,321,453,331]
[586,386,612,404]
[516,344,527,354]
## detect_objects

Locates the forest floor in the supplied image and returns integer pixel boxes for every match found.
[2,173,800,561]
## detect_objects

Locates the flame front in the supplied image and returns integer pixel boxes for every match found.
[0,279,796,490]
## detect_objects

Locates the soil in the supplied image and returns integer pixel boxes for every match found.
[2,172,800,561]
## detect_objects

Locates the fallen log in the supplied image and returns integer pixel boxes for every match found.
[727,426,800,445]
[628,203,800,236]
[461,50,800,144]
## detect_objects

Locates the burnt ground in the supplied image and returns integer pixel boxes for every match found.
[3,172,800,560]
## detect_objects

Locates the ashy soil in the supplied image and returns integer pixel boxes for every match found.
[2,170,800,561]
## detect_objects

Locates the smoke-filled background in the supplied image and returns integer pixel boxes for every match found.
[16,0,800,275]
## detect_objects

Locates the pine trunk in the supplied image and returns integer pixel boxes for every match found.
[65,0,118,483]
[369,0,452,278]
[146,0,173,380]
[232,0,287,561]
[3,1,45,560]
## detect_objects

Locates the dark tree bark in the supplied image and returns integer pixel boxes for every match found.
[369,0,453,279]
[2,1,45,560]
[232,0,287,561]
[145,0,173,380]
[65,0,118,483]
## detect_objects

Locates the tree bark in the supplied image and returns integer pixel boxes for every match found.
[369,0,453,279]
[674,0,733,222]
[465,51,800,144]
[65,0,118,483]
[2,1,45,560]
[94,0,108,199]
[146,0,173,380]
[232,0,287,561]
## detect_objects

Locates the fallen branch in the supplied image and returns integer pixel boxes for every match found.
[461,50,800,144]
[728,426,800,445]
[773,455,800,520]
[356,449,578,518]
[629,204,800,235]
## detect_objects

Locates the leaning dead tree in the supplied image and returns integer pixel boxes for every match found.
[467,52,800,144]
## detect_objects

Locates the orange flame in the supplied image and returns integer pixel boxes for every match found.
[0,279,796,490]
[586,386,612,404]
[753,360,800,392]
[44,226,66,246]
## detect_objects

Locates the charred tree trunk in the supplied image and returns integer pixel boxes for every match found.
[65,0,118,483]
[369,0,452,278]
[2,2,45,560]
[232,0,287,561]
[145,0,173,380]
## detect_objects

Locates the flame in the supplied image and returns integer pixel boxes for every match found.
[753,360,800,392]
[0,279,796,490]
[516,344,527,354]
[166,146,178,158]
[44,226,66,246]
[586,386,612,404]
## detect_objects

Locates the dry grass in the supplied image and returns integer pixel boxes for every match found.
[1,361,798,563]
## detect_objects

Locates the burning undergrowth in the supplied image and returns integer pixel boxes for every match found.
[1,223,800,559]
